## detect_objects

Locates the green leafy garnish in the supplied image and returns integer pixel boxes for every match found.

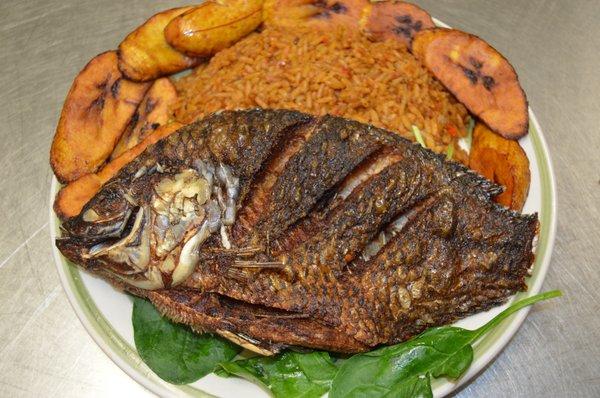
[445,144,454,160]
[461,116,476,153]
[411,125,427,148]
[132,291,560,396]
[329,290,561,398]
[217,351,338,398]
[132,297,241,384]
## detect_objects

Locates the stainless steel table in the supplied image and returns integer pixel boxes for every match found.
[0,0,598,396]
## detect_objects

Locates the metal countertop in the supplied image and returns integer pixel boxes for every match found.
[0,0,598,396]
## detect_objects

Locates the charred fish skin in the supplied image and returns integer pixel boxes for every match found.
[204,108,313,181]
[232,114,390,246]
[56,109,538,354]
[341,184,538,346]
[199,140,537,337]
[114,108,311,183]
[194,123,512,317]
[57,109,311,290]
[262,116,385,237]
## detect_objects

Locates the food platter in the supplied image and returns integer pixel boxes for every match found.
[50,11,557,398]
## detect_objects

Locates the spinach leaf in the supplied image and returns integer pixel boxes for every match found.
[218,351,338,398]
[330,290,561,398]
[387,374,433,398]
[132,297,241,384]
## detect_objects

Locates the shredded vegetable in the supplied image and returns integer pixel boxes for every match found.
[411,125,427,148]
[446,144,454,160]
[459,116,476,153]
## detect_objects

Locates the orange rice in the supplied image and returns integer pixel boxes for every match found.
[172,26,470,162]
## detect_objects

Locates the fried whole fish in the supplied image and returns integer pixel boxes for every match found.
[56,109,538,354]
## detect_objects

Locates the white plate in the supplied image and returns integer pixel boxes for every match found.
[49,20,557,398]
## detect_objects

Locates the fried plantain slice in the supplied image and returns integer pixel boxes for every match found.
[411,28,529,140]
[164,0,264,57]
[50,51,150,183]
[360,1,434,46]
[118,7,202,82]
[409,25,441,60]
[54,122,183,219]
[469,122,530,211]
[263,0,319,26]
[110,78,178,159]
[263,0,367,30]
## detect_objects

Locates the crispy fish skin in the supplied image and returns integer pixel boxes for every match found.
[342,183,537,345]
[148,289,369,353]
[54,111,308,263]
[233,115,386,245]
[56,109,537,353]
[193,138,532,344]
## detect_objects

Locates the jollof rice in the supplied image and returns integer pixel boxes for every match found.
[172,26,469,162]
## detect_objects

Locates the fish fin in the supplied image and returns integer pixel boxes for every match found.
[148,289,369,353]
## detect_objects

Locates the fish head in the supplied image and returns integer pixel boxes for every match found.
[56,160,240,291]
